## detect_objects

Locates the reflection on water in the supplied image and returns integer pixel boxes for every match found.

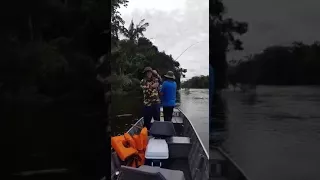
[213,93,228,130]
[217,86,320,180]
[110,95,143,136]
[210,93,228,146]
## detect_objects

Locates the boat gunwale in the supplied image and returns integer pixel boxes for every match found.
[214,146,251,180]
[110,117,143,151]
[127,117,144,133]
[177,107,209,159]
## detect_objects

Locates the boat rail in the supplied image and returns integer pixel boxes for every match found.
[214,146,251,180]
[178,108,209,180]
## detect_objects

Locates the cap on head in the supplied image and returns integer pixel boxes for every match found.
[164,71,175,80]
[143,67,152,73]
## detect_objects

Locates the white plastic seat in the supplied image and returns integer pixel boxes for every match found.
[145,138,169,160]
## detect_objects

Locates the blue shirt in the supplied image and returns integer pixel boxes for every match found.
[160,80,177,107]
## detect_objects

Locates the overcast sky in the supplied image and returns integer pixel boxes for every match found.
[118,0,320,75]
[119,0,209,79]
[224,0,320,60]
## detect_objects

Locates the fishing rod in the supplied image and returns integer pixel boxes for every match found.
[149,37,206,62]
[174,40,207,61]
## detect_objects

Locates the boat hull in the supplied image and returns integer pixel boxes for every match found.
[110,107,249,180]
[111,108,209,180]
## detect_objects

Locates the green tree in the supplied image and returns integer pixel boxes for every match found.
[209,0,248,91]
[181,75,209,89]
[121,19,149,41]
[230,42,320,85]
[107,16,186,94]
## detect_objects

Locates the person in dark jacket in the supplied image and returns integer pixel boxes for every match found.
[160,71,177,121]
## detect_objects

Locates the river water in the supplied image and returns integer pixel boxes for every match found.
[218,86,320,180]
[111,89,209,152]
[180,89,209,151]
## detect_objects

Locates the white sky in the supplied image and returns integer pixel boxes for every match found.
[224,0,320,60]
[119,0,209,79]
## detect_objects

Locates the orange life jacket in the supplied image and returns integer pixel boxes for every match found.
[133,134,143,151]
[137,151,146,166]
[111,135,137,161]
[124,133,137,149]
[140,127,148,150]
[111,128,148,167]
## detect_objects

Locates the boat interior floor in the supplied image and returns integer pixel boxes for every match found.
[146,121,192,180]
[166,158,192,180]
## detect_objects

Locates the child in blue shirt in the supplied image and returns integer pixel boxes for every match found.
[160,71,177,121]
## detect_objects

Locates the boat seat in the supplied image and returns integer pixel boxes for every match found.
[166,136,192,158]
[149,121,176,138]
[118,165,185,180]
[145,138,169,160]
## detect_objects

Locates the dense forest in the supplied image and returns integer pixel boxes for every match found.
[109,2,187,95]
[109,21,187,95]
[228,42,320,85]
[181,75,209,89]
[209,0,248,91]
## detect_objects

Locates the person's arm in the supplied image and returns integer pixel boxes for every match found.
[160,81,165,96]
[157,75,162,83]
[151,81,159,88]
[140,79,149,90]
[148,77,158,88]
[152,70,162,83]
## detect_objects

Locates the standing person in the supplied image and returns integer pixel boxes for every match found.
[160,71,177,121]
[140,67,161,129]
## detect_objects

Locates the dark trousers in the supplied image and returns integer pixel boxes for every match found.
[143,103,160,129]
[163,106,174,121]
